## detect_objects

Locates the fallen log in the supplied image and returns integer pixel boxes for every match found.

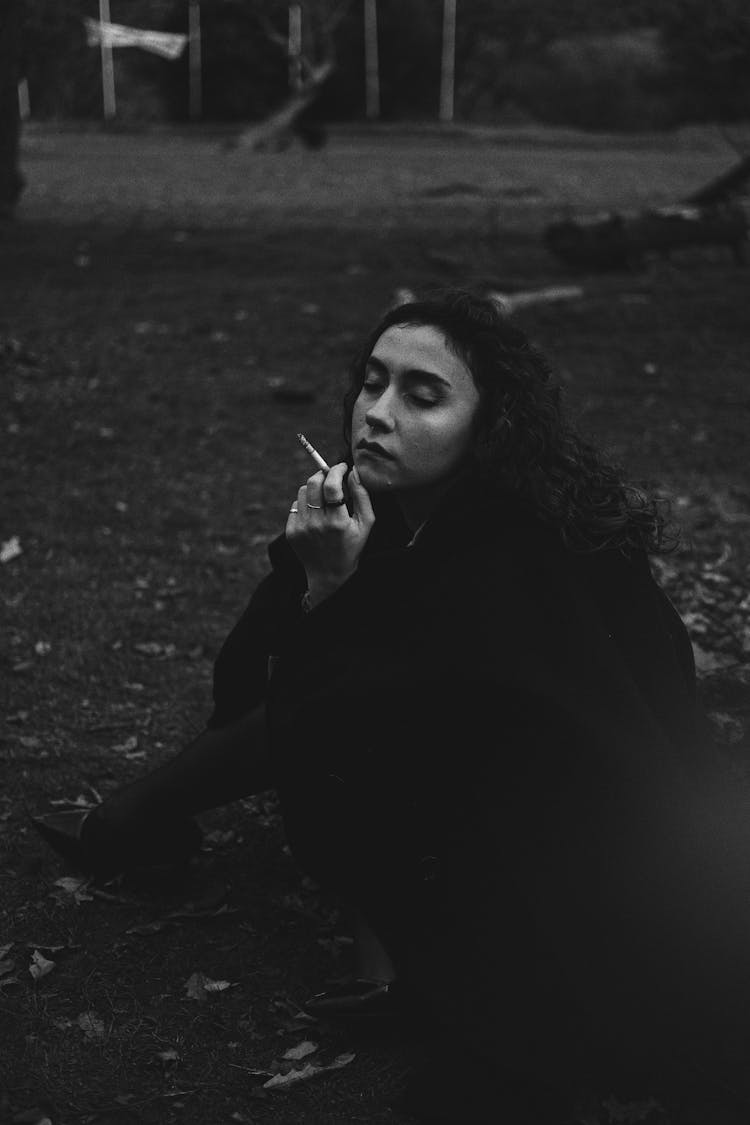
[544,151,750,271]
[544,201,748,270]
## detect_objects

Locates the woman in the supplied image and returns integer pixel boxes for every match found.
[34,290,746,1122]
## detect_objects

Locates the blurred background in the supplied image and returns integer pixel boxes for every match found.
[5,0,750,132]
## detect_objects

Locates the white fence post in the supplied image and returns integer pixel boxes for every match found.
[17,77,30,120]
[99,0,116,118]
[188,0,202,119]
[364,0,380,120]
[439,0,456,123]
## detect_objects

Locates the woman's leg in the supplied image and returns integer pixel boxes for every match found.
[97,704,273,830]
[34,705,273,875]
[351,910,397,982]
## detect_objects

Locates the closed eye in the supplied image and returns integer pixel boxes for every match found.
[361,379,438,407]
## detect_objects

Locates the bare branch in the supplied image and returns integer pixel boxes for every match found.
[255,9,288,54]
[227,58,334,152]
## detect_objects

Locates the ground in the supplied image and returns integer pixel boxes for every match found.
[1,124,749,1125]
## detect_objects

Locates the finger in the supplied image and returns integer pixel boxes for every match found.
[305,471,326,511]
[322,462,348,506]
[348,466,375,526]
[285,499,300,538]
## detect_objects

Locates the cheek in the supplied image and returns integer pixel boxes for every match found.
[408,414,475,467]
[351,394,366,431]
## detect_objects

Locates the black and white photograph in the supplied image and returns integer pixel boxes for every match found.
[2,2,750,1122]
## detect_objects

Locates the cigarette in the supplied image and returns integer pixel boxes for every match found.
[297,432,330,472]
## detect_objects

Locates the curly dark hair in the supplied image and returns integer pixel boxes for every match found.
[341,288,675,555]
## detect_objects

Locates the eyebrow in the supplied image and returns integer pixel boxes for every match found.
[365,355,452,390]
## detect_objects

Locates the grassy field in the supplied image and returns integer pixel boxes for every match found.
[1,126,749,1125]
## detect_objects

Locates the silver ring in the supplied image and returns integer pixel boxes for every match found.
[307,502,323,509]
[289,505,299,514]
[325,497,347,507]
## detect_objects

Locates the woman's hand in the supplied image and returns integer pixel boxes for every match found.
[285,463,375,607]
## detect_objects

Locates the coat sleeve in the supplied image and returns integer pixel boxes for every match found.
[206,543,307,729]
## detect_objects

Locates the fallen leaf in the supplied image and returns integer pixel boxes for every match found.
[184,971,234,1000]
[157,1047,180,1064]
[11,1109,54,1125]
[263,1063,319,1089]
[18,735,42,750]
[282,1040,318,1060]
[53,876,93,903]
[77,1010,106,1039]
[111,735,139,754]
[54,875,87,892]
[126,919,167,936]
[0,942,13,960]
[0,536,22,564]
[134,641,177,658]
[0,960,16,977]
[49,794,94,809]
[262,1051,355,1090]
[204,828,237,847]
[204,977,233,993]
[600,1094,664,1122]
[25,942,74,953]
[29,950,56,980]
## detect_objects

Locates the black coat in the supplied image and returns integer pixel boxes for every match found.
[208,477,746,1095]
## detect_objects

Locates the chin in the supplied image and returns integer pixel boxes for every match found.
[354,460,396,493]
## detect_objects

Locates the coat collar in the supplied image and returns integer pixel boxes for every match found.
[266,472,543,583]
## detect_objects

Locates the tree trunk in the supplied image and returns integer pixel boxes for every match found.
[0,0,25,220]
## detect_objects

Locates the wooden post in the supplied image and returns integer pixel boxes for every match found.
[439,0,456,123]
[188,1,202,120]
[99,0,116,119]
[364,0,380,120]
[17,77,30,121]
[0,0,25,218]
[288,3,303,92]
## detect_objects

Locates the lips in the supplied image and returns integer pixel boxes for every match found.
[356,440,395,460]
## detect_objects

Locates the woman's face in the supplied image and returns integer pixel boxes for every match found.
[353,321,481,492]
[351,324,481,496]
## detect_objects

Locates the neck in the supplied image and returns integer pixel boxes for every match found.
[395,471,469,533]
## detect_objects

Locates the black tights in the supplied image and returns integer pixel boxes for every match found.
[97,705,273,831]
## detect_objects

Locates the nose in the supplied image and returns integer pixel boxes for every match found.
[364,387,396,431]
